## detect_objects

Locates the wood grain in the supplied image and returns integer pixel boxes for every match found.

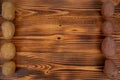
[0,0,120,80]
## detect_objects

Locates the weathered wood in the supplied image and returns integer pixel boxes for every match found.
[0,0,120,80]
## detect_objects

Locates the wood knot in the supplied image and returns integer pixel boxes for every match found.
[57,37,61,40]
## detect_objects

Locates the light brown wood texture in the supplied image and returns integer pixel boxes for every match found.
[0,0,120,80]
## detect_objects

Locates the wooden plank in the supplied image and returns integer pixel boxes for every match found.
[0,0,120,80]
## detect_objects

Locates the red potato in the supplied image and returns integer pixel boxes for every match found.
[102,21,114,36]
[101,37,116,59]
[102,1,115,18]
[103,18,120,32]
[104,59,118,79]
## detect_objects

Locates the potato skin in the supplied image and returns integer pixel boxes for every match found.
[101,37,116,59]
[1,42,16,60]
[2,61,16,76]
[102,21,114,36]
[2,1,15,20]
[102,1,115,18]
[1,21,15,39]
[104,59,118,79]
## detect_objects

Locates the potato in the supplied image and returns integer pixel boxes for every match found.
[1,42,16,60]
[2,61,16,76]
[2,1,15,20]
[1,21,15,39]
[104,59,118,79]
[102,1,115,18]
[102,21,114,36]
[101,37,116,59]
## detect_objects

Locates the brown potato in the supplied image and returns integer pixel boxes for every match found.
[102,1,115,18]
[2,1,15,20]
[104,59,118,79]
[101,37,116,59]
[1,42,16,60]
[102,21,114,36]
[2,61,16,76]
[1,21,15,39]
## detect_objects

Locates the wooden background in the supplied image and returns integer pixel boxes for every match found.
[0,0,120,80]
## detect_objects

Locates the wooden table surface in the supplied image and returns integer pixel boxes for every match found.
[0,0,120,80]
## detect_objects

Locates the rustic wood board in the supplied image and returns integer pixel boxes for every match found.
[0,0,120,80]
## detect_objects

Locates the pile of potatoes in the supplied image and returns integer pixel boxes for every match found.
[101,0,120,79]
[1,1,16,76]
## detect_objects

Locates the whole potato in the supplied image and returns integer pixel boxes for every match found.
[101,37,116,59]
[2,61,16,76]
[1,42,16,60]
[102,21,114,36]
[104,59,118,79]
[1,21,15,39]
[2,1,15,20]
[102,1,115,18]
